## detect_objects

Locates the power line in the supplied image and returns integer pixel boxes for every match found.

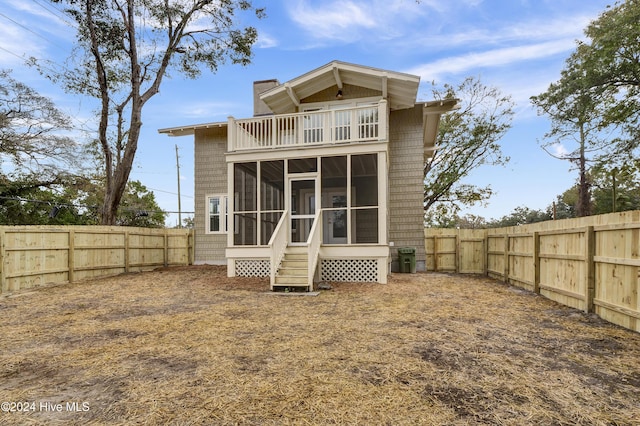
[0,195,194,215]
[147,186,194,199]
[0,45,27,61]
[0,12,51,44]
[30,0,78,29]
[0,11,69,51]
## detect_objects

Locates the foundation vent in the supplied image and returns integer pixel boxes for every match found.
[235,259,269,277]
[320,259,378,282]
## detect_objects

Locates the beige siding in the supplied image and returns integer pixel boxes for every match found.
[194,127,228,264]
[388,105,426,271]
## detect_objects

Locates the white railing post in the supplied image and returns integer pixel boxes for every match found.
[306,211,323,292]
[227,116,236,151]
[328,109,334,143]
[268,211,290,289]
[378,100,388,141]
[351,108,358,142]
[271,115,277,148]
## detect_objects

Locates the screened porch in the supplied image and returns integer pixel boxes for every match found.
[230,154,383,248]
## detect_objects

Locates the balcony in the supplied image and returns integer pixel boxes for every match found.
[228,100,387,152]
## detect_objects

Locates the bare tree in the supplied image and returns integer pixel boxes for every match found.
[37,0,265,224]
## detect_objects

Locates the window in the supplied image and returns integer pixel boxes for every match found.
[234,162,258,245]
[232,161,285,246]
[320,154,379,244]
[207,195,228,233]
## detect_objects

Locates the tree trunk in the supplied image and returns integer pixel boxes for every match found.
[577,123,591,217]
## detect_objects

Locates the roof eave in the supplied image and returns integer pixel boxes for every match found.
[259,60,421,114]
[158,121,227,137]
[422,99,460,159]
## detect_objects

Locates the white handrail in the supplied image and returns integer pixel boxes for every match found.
[268,210,289,288]
[306,211,323,292]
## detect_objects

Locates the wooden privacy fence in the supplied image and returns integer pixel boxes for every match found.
[425,211,640,333]
[0,226,194,294]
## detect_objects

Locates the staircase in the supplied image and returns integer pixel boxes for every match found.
[272,246,311,291]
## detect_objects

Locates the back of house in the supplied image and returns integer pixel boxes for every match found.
[159,60,456,290]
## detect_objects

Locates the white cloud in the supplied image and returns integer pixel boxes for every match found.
[287,1,377,43]
[0,19,46,65]
[177,101,239,120]
[285,0,433,44]
[414,14,592,51]
[407,38,577,81]
[551,143,570,158]
[257,32,278,49]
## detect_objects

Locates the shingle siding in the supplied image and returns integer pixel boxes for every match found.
[388,105,426,271]
[194,127,228,264]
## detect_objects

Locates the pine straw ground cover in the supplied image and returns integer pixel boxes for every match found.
[0,266,639,425]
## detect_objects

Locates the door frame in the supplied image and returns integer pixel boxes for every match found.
[288,173,319,245]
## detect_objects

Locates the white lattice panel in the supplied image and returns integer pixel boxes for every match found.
[320,259,378,282]
[235,259,269,277]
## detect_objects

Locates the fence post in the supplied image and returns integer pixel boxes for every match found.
[484,234,491,277]
[124,229,130,273]
[586,226,596,313]
[189,229,195,265]
[503,234,509,283]
[164,229,169,267]
[433,235,439,272]
[68,229,75,283]
[455,230,460,273]
[533,231,540,294]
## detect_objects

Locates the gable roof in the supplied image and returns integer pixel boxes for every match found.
[259,60,421,114]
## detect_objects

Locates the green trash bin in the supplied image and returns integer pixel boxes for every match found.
[398,247,416,273]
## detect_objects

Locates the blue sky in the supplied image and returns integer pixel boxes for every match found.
[0,0,613,225]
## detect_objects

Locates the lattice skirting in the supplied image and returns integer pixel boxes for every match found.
[320,259,378,282]
[235,259,269,277]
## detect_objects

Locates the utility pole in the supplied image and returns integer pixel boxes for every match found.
[175,144,182,228]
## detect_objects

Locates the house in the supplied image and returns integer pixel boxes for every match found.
[159,61,457,291]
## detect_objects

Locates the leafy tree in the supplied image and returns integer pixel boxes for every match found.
[424,77,514,218]
[531,43,616,217]
[38,0,265,225]
[578,0,640,150]
[548,192,576,220]
[80,179,167,227]
[179,216,195,229]
[0,70,80,204]
[590,163,640,214]
[487,206,551,228]
[0,183,84,225]
[424,209,488,229]
[532,1,640,217]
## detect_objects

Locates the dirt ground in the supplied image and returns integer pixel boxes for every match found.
[0,265,639,425]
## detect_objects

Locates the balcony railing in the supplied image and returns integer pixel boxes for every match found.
[228,100,387,152]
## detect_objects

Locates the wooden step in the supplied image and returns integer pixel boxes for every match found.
[283,253,307,261]
[271,245,312,292]
[278,267,307,276]
[281,259,307,268]
[274,275,307,285]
